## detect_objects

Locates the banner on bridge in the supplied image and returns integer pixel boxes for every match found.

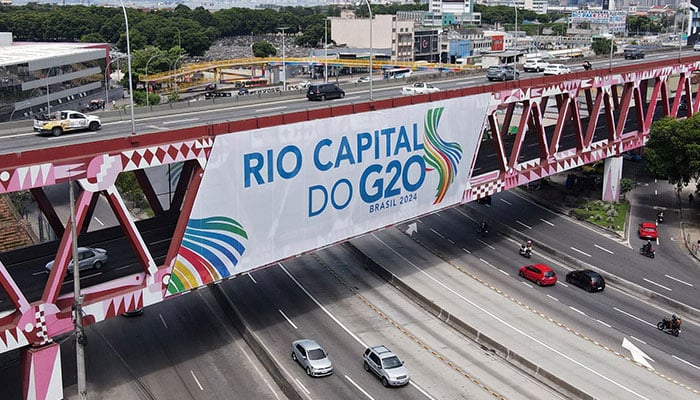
[167,94,490,294]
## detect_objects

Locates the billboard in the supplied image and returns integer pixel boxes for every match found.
[570,10,627,33]
[167,95,490,294]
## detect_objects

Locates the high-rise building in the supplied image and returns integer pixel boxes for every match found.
[430,0,480,25]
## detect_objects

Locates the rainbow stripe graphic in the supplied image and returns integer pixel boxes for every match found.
[423,107,462,204]
[168,216,248,294]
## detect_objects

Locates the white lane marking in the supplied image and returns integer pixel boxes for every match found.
[569,306,586,316]
[158,314,169,329]
[255,106,287,112]
[643,278,672,291]
[594,244,614,254]
[487,153,497,157]
[1,131,36,139]
[570,247,592,257]
[672,355,700,370]
[448,238,455,244]
[480,258,497,270]
[190,370,204,390]
[294,378,311,395]
[430,228,445,239]
[162,118,200,125]
[477,239,495,250]
[498,269,510,276]
[630,336,647,345]
[372,235,653,400]
[93,217,104,226]
[527,142,539,147]
[596,319,611,328]
[47,131,100,140]
[613,307,656,327]
[656,238,659,245]
[539,218,554,227]
[515,220,532,229]
[654,189,658,195]
[665,274,693,287]
[278,309,298,329]
[500,198,512,205]
[344,375,375,400]
[247,272,257,284]
[547,294,559,302]
[462,248,471,254]
[521,281,533,288]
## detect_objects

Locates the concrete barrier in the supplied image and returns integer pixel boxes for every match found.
[342,241,596,400]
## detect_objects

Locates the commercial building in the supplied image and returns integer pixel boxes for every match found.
[0,32,109,122]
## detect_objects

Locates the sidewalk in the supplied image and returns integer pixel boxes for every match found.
[678,181,700,261]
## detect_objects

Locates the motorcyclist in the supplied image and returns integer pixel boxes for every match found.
[656,211,664,223]
[480,221,488,232]
[671,314,681,329]
[643,240,653,253]
[521,240,533,255]
[583,60,592,70]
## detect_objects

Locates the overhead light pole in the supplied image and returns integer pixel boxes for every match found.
[324,18,329,83]
[69,178,86,400]
[364,0,373,100]
[278,27,288,91]
[119,0,136,135]
[145,54,161,108]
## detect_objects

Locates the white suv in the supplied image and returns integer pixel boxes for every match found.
[363,345,410,387]
[523,58,549,72]
[543,64,571,75]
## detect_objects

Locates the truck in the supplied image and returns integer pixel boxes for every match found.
[401,82,440,95]
[33,110,102,136]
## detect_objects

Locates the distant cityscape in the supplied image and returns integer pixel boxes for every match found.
[2,0,362,9]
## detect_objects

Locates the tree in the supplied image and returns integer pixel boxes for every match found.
[252,41,276,57]
[645,114,700,188]
[591,38,616,56]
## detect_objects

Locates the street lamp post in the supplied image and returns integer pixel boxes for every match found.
[45,67,51,114]
[278,27,288,91]
[324,18,328,83]
[363,0,373,100]
[69,179,86,400]
[119,0,136,135]
[170,54,186,98]
[105,55,127,110]
[513,3,518,76]
[145,54,161,108]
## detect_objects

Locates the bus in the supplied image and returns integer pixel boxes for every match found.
[383,67,413,79]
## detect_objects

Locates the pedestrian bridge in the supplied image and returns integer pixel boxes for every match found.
[1,55,699,399]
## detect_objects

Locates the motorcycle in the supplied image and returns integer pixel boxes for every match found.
[656,212,664,224]
[519,246,532,258]
[657,318,681,337]
[639,246,655,259]
[582,62,592,71]
[477,225,489,236]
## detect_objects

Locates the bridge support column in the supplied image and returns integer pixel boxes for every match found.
[21,342,63,400]
[602,156,623,202]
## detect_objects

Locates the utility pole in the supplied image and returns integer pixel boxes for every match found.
[278,27,288,91]
[70,180,87,400]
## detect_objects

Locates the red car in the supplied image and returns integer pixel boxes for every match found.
[519,264,558,286]
[638,222,658,240]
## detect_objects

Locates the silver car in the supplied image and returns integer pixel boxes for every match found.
[363,345,410,387]
[291,339,333,377]
[45,246,108,274]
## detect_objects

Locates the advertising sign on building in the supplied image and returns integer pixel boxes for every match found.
[570,10,627,33]
[167,95,490,294]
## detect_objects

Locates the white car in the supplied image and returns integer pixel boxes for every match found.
[401,82,440,95]
[543,64,571,76]
[523,58,549,72]
[694,42,700,51]
[356,76,370,83]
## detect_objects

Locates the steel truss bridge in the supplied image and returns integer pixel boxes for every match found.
[1,56,699,400]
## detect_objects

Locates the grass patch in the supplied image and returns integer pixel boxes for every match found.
[570,200,628,231]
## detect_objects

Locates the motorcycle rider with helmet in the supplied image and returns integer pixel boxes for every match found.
[643,240,653,253]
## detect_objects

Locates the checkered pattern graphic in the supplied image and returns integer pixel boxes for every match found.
[121,138,213,171]
[470,180,505,200]
[34,304,49,345]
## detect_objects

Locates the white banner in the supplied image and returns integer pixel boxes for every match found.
[167,94,490,293]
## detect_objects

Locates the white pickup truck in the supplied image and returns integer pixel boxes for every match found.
[34,110,101,136]
[401,82,440,95]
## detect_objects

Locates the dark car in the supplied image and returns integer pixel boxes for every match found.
[565,269,605,292]
[306,83,345,101]
[519,264,557,286]
[624,47,645,60]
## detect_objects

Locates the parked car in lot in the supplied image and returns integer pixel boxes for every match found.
[523,58,549,72]
[519,264,557,286]
[291,339,333,377]
[45,247,108,274]
[363,345,410,387]
[565,270,606,292]
[486,65,519,81]
[543,64,571,75]
[638,222,658,239]
[306,83,345,101]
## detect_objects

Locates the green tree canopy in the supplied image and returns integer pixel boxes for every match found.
[252,41,276,57]
[591,38,616,56]
[645,114,700,188]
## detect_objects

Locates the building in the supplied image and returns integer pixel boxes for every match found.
[429,0,481,25]
[0,32,109,121]
[331,15,416,62]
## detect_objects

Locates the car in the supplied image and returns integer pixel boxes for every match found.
[519,264,557,286]
[622,151,642,162]
[523,58,549,72]
[237,88,249,96]
[638,222,658,239]
[694,42,700,51]
[299,80,311,88]
[33,110,102,137]
[363,345,410,387]
[543,64,571,76]
[486,65,519,81]
[306,83,345,101]
[356,76,371,83]
[44,246,108,274]
[401,82,440,95]
[565,270,605,292]
[291,339,333,377]
[624,47,645,60]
